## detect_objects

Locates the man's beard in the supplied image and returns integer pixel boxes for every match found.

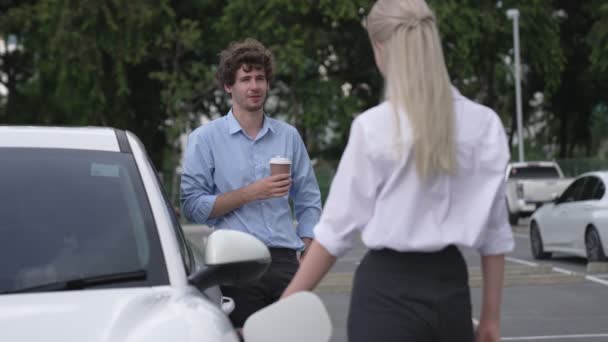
[245,102,264,112]
[244,94,266,112]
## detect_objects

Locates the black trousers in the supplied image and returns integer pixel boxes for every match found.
[348,245,474,342]
[220,248,299,328]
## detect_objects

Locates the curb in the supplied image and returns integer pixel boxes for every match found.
[587,261,608,273]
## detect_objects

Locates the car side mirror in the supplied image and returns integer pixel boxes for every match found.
[188,230,270,290]
[243,292,332,342]
[551,193,560,203]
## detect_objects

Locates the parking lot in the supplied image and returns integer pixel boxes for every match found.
[183,221,608,341]
[314,219,608,342]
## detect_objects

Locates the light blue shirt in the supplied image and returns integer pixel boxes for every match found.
[180,110,322,250]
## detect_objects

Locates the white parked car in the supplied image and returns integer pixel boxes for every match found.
[505,161,573,225]
[529,171,608,262]
[0,126,331,342]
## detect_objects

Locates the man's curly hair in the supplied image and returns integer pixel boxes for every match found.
[215,38,275,89]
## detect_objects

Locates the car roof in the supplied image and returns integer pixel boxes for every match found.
[509,161,557,168]
[578,171,608,182]
[0,126,122,152]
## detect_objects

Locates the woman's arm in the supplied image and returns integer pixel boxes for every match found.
[282,240,337,298]
[476,254,505,342]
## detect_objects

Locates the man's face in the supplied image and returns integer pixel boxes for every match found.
[225,65,268,114]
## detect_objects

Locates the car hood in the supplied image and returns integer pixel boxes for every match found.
[0,286,238,342]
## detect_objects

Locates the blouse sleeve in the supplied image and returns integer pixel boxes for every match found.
[477,113,515,256]
[313,117,380,257]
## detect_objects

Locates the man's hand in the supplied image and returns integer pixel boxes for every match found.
[246,174,292,201]
[209,174,291,219]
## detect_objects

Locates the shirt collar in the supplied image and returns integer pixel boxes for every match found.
[226,109,275,136]
[451,85,464,100]
[226,110,242,135]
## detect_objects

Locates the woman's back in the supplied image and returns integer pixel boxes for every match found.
[284,2,512,340]
[314,88,514,257]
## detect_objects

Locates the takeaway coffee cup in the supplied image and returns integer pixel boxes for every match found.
[270,156,291,175]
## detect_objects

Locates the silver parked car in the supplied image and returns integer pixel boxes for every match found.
[0,126,331,342]
[529,171,608,262]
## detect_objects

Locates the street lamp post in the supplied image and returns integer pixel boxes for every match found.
[507,8,524,162]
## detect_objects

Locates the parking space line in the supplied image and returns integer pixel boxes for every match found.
[513,233,528,239]
[552,267,575,275]
[502,333,608,340]
[506,238,608,288]
[552,266,608,287]
[585,275,608,287]
[506,256,538,267]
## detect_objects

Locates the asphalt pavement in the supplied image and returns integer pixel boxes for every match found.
[314,221,608,342]
[183,223,608,342]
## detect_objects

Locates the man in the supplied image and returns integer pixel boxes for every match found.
[180,38,322,329]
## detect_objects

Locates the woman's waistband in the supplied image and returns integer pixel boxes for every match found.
[363,245,467,278]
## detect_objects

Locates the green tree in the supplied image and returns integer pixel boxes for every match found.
[430,0,564,151]
[2,0,607,175]
[0,0,211,172]
[587,0,608,158]
[588,0,608,74]
[0,0,37,122]
[210,0,377,158]
[548,0,608,158]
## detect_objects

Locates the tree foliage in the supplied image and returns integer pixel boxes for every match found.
[588,0,608,74]
[430,0,564,148]
[208,0,376,157]
[1,0,607,177]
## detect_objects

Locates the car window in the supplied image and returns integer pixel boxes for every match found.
[0,148,169,293]
[167,203,194,275]
[147,158,194,275]
[509,166,560,179]
[580,176,599,201]
[558,177,586,203]
[593,179,606,200]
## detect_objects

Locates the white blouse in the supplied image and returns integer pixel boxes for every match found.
[314,89,515,257]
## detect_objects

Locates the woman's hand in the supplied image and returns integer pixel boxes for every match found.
[475,318,500,342]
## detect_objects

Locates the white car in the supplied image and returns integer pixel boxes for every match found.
[505,161,572,225]
[529,171,608,262]
[0,126,330,342]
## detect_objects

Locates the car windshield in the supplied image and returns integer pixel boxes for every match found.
[0,148,169,293]
[509,166,560,179]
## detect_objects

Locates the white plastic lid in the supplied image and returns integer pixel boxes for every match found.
[270,156,291,164]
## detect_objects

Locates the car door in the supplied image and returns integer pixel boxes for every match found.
[545,177,586,248]
[565,176,600,252]
[571,177,606,253]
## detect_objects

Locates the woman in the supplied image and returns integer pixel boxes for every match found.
[281,0,514,341]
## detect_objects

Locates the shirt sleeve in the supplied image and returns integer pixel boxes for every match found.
[289,128,322,239]
[180,129,219,225]
[477,113,515,256]
[314,118,379,257]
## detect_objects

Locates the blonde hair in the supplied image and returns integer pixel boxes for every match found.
[367,0,456,178]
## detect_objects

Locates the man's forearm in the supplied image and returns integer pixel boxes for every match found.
[209,186,254,219]
[208,174,290,219]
